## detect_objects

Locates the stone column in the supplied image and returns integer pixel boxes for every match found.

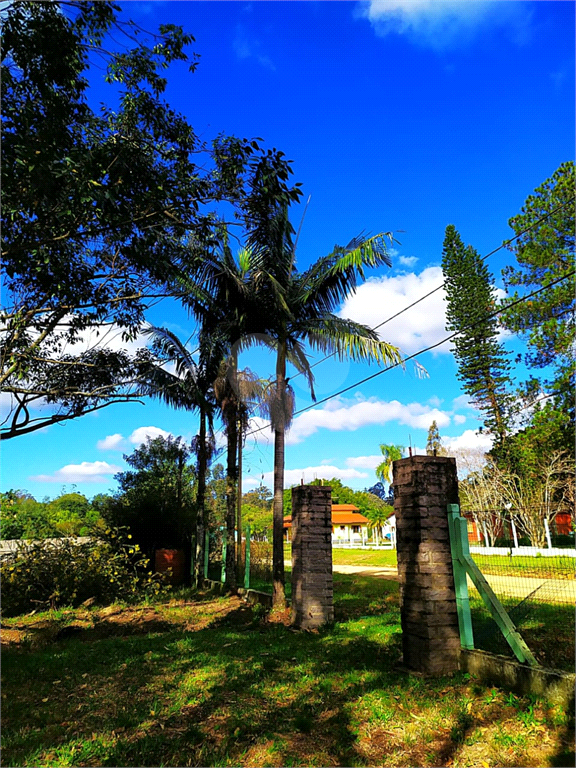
[392,455,461,675]
[291,485,334,629]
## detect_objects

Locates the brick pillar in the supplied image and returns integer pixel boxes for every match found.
[393,455,461,675]
[291,485,334,629]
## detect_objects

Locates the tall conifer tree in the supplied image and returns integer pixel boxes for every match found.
[425,420,443,455]
[442,225,512,446]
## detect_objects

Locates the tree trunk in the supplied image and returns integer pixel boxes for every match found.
[194,407,208,588]
[237,420,243,571]
[272,344,287,610]
[225,407,238,590]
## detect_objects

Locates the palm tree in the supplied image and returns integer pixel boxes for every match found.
[240,157,404,608]
[366,506,391,545]
[214,361,267,589]
[142,326,221,587]
[376,444,405,489]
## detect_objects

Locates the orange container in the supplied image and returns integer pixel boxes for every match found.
[155,548,186,585]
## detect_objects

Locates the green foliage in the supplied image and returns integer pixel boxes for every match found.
[1,2,258,439]
[0,491,56,540]
[46,493,101,537]
[0,528,168,617]
[249,541,273,582]
[442,225,513,444]
[241,504,273,540]
[501,162,575,407]
[206,463,227,530]
[375,444,404,485]
[425,420,444,456]
[282,478,390,520]
[243,484,273,509]
[0,489,103,540]
[492,401,575,481]
[106,436,196,556]
[499,162,575,462]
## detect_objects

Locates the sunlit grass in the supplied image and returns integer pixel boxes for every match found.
[2,577,573,767]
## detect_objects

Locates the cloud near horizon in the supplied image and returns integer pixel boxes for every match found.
[257,464,369,489]
[31,461,122,484]
[97,425,173,451]
[284,395,452,445]
[241,425,493,491]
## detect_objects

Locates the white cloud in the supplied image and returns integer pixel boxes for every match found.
[233,25,275,70]
[356,0,532,50]
[453,414,467,425]
[443,429,493,452]
[97,433,126,451]
[452,394,475,411]
[397,255,418,268]
[339,266,450,355]
[286,395,452,445]
[260,464,368,489]
[32,461,121,484]
[58,315,149,358]
[128,426,172,445]
[245,417,273,448]
[345,454,387,470]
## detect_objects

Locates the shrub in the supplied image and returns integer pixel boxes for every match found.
[0,527,170,617]
[250,541,273,581]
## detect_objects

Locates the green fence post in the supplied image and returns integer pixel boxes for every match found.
[221,535,227,583]
[244,525,251,590]
[447,504,474,650]
[447,504,537,666]
[203,530,209,580]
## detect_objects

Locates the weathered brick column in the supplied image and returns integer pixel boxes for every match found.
[291,485,334,629]
[392,455,461,675]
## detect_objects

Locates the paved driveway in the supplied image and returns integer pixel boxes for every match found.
[326,564,576,604]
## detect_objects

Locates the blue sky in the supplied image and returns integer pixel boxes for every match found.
[2,0,574,500]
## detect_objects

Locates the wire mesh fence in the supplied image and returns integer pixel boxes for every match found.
[205,530,274,592]
[462,510,575,671]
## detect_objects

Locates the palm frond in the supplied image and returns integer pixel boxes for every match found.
[298,315,404,367]
[294,232,397,316]
[143,326,199,381]
[259,380,296,432]
[139,362,201,411]
[285,338,316,401]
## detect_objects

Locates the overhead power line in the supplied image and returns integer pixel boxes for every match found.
[245,268,575,439]
[287,199,573,382]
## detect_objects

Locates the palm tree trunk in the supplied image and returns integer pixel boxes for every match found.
[237,419,243,571]
[194,406,208,588]
[225,407,238,590]
[272,344,287,609]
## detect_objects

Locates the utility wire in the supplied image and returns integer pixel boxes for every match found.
[244,268,575,439]
[287,199,573,382]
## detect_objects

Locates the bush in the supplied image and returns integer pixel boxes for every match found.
[250,541,273,581]
[0,528,170,617]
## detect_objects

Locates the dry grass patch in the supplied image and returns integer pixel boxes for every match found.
[1,579,574,767]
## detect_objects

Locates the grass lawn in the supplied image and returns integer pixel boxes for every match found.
[285,545,398,569]
[2,575,574,767]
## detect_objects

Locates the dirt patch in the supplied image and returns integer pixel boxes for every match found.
[1,595,252,648]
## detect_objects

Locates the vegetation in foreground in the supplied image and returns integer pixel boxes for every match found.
[2,575,574,768]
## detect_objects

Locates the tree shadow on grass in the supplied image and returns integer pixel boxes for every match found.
[3,618,390,766]
[3,586,568,767]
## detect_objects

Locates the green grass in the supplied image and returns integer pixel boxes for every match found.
[468,594,576,671]
[472,554,575,580]
[2,577,574,767]
[285,546,575,580]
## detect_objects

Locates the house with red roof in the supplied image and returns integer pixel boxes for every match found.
[283,503,370,544]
